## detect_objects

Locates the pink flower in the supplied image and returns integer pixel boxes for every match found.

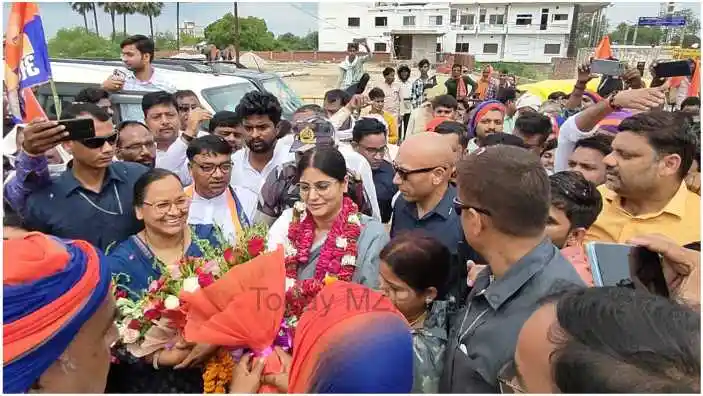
[223,247,236,265]
[202,260,221,276]
[167,264,182,280]
[143,309,161,321]
[127,319,141,330]
[247,237,266,257]
[148,280,160,293]
[198,272,215,288]
[115,289,128,299]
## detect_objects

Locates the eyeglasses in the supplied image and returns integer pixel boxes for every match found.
[192,161,233,174]
[359,144,388,157]
[452,197,492,216]
[393,162,444,180]
[142,197,191,216]
[80,133,119,149]
[297,180,338,196]
[119,140,157,153]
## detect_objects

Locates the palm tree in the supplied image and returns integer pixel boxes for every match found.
[115,3,137,36]
[70,2,92,33]
[176,2,180,50]
[91,2,100,37]
[137,2,164,39]
[99,2,118,41]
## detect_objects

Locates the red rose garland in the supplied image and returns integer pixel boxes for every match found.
[284,196,361,319]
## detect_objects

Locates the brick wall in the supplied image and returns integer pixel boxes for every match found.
[550,57,577,80]
[156,50,391,63]
[251,51,391,63]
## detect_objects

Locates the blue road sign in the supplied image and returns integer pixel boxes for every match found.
[638,16,686,27]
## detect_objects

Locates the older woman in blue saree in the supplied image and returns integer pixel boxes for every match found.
[106,168,220,393]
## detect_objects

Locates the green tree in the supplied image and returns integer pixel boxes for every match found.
[138,2,164,39]
[204,13,277,51]
[674,8,701,38]
[115,2,138,36]
[302,31,318,50]
[99,2,119,41]
[574,11,608,48]
[610,23,664,46]
[48,27,121,58]
[70,2,92,33]
[276,32,303,50]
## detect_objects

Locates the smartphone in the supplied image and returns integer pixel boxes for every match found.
[58,118,96,141]
[653,60,693,78]
[585,242,669,297]
[113,68,126,80]
[636,61,646,77]
[355,73,370,94]
[591,59,625,76]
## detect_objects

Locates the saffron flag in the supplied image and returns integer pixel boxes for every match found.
[689,59,700,98]
[4,2,52,123]
[594,36,613,60]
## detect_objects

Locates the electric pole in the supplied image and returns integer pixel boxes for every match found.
[176,2,180,51]
[234,2,240,64]
[632,25,638,45]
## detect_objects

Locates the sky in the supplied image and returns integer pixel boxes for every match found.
[2,1,700,39]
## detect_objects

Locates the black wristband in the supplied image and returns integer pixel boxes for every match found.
[181,133,194,143]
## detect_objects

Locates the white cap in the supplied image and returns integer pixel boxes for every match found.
[515,93,543,112]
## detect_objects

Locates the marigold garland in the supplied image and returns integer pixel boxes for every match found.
[203,348,234,393]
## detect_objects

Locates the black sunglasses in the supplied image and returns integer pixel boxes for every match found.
[393,163,444,180]
[452,197,491,216]
[80,133,119,149]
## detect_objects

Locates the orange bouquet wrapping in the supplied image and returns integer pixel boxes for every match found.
[180,248,286,393]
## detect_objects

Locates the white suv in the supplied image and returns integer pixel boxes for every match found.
[36,60,260,122]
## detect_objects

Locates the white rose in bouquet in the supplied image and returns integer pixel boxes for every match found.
[182,276,201,293]
[164,295,181,310]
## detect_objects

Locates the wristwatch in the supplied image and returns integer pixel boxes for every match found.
[181,133,195,143]
[607,92,623,111]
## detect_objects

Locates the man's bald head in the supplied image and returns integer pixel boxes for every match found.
[397,132,455,169]
[394,132,454,204]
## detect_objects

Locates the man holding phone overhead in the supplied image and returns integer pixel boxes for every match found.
[338,39,373,91]
[7,103,148,251]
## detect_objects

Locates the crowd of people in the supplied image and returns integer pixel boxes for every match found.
[3,34,701,394]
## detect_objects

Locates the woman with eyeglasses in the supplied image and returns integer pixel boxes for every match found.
[105,168,220,393]
[378,231,452,393]
[267,147,389,289]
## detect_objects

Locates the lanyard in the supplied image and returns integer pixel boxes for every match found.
[77,184,124,216]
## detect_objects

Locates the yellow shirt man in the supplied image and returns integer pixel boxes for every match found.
[360,110,399,144]
[587,182,701,246]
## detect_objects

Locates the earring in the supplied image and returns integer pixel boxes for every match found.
[425,298,433,306]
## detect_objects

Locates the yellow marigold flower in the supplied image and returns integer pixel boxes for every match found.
[324,274,338,286]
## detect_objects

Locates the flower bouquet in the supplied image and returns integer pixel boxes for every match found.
[111,224,269,359]
[181,198,363,393]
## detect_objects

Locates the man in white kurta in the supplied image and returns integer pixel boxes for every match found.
[185,135,257,244]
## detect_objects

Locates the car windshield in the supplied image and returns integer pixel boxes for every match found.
[202,82,258,112]
[262,77,304,117]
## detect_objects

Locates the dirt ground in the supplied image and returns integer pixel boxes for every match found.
[266,61,447,102]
